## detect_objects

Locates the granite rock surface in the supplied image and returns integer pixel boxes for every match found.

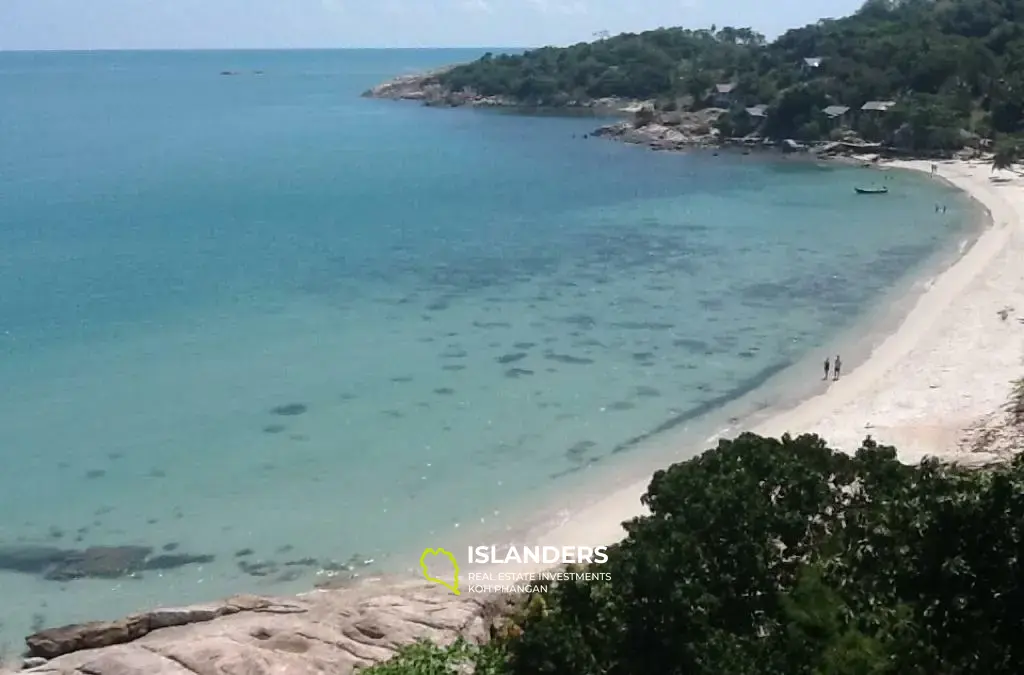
[3,581,518,675]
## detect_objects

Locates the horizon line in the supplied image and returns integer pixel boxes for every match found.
[0,45,534,54]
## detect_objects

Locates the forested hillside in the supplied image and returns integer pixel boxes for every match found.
[435,0,1024,151]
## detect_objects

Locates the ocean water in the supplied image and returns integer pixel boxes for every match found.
[0,48,977,650]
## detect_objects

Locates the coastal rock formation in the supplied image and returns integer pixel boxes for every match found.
[360,68,454,104]
[362,70,639,114]
[5,581,519,675]
[592,108,727,150]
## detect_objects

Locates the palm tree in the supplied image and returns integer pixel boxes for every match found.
[991,142,1018,172]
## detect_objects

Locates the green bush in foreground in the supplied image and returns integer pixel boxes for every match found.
[365,432,1024,675]
[363,638,506,675]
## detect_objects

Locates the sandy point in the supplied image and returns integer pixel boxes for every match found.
[525,158,1024,559]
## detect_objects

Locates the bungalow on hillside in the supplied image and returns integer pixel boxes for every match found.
[861,100,896,113]
[746,104,768,118]
[713,83,736,107]
[802,57,823,73]
[823,104,850,127]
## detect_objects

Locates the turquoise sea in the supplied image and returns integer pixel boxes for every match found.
[0,48,977,651]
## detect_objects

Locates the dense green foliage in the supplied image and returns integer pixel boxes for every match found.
[436,0,1024,151]
[362,638,506,675]
[364,432,1024,675]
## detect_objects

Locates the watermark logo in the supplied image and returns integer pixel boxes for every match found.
[421,545,610,595]
[420,547,461,595]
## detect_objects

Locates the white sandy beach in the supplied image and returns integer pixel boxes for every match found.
[518,158,1024,560]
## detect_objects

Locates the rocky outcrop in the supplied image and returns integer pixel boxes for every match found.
[592,108,727,150]
[361,68,451,102]
[362,70,641,114]
[4,581,521,675]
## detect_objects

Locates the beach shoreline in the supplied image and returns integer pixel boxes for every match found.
[485,158,1024,575]
[355,157,995,582]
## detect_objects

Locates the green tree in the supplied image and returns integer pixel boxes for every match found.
[991,139,1019,172]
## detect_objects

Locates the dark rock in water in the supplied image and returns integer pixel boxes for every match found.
[672,338,711,352]
[235,548,254,557]
[609,401,635,411]
[544,352,594,365]
[85,469,106,479]
[284,557,319,567]
[473,321,511,328]
[559,314,597,329]
[270,403,308,416]
[496,352,526,364]
[45,545,153,581]
[142,553,215,571]
[239,559,278,577]
[433,387,455,395]
[632,352,655,361]
[635,386,662,398]
[162,542,179,551]
[612,321,674,330]
[391,375,414,383]
[505,368,534,378]
[0,546,71,574]
[513,342,536,349]
[442,364,465,371]
[567,440,596,460]
[262,424,286,434]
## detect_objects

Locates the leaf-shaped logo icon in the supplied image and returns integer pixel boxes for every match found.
[420,547,460,595]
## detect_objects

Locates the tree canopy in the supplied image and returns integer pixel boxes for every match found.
[366,432,1024,675]
[434,0,1024,150]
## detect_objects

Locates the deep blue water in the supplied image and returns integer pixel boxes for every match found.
[0,48,976,648]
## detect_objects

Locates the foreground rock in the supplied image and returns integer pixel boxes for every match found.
[5,581,520,675]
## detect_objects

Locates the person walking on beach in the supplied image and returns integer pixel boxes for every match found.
[823,357,831,380]
[833,355,842,381]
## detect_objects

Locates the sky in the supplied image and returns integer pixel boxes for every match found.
[0,0,867,51]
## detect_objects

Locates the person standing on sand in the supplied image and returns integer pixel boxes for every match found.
[833,355,842,381]
[823,357,831,380]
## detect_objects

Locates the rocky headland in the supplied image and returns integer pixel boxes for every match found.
[0,581,521,675]
[362,70,991,161]
[361,69,642,116]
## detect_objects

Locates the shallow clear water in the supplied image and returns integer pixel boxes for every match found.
[0,48,976,648]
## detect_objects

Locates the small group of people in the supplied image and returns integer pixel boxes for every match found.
[824,355,842,382]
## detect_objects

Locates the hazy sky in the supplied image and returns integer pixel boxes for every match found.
[0,0,866,51]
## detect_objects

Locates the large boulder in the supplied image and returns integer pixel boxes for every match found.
[11,581,520,675]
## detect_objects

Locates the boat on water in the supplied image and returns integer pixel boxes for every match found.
[854,186,888,194]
